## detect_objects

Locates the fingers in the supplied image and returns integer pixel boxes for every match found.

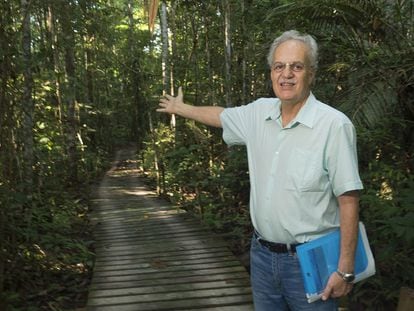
[321,284,333,301]
[157,87,183,113]
[159,98,169,104]
[321,273,352,300]
[160,88,181,103]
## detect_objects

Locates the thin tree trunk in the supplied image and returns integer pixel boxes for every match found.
[204,13,216,106]
[60,1,79,185]
[241,0,247,104]
[0,3,10,295]
[161,1,170,95]
[160,0,175,128]
[169,1,177,96]
[127,0,139,140]
[223,0,232,107]
[47,3,63,124]
[148,112,161,195]
[0,0,20,296]
[21,0,34,191]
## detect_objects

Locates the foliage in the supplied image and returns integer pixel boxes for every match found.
[352,119,414,310]
[0,186,96,310]
[0,0,153,309]
[1,0,413,309]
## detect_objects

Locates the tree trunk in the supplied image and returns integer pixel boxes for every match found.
[0,0,20,297]
[59,1,79,185]
[160,1,176,128]
[21,0,34,192]
[223,0,232,107]
[161,1,170,95]
[46,3,63,124]
[204,12,216,106]
[148,112,162,195]
[241,0,247,104]
[169,1,177,96]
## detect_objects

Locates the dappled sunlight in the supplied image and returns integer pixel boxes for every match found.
[23,243,91,274]
[379,181,393,200]
[109,168,141,177]
[119,188,156,196]
[96,207,181,217]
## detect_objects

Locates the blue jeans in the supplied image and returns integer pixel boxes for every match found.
[250,234,338,311]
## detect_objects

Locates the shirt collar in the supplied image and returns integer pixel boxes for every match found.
[264,101,282,121]
[294,92,317,128]
[264,92,317,129]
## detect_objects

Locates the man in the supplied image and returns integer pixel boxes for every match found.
[157,30,363,310]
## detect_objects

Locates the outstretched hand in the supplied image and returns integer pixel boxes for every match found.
[157,86,184,114]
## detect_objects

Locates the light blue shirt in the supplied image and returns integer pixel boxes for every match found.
[220,93,363,243]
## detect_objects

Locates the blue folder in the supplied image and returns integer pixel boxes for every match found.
[296,222,376,303]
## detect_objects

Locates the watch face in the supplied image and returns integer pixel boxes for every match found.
[337,270,355,283]
[344,274,355,282]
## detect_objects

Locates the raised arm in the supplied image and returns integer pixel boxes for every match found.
[157,87,224,128]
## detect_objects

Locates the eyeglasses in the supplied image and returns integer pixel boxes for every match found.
[271,62,307,72]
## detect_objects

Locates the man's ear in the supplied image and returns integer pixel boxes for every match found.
[309,69,316,87]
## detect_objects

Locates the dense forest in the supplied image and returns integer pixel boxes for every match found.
[0,0,413,310]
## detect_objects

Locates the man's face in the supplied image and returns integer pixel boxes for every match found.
[270,40,315,105]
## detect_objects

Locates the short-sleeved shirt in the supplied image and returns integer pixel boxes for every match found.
[220,92,363,244]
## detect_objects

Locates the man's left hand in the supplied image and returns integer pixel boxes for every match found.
[321,272,353,300]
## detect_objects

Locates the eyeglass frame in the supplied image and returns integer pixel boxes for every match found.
[271,61,312,73]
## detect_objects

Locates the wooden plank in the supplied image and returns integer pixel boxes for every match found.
[88,286,252,305]
[89,272,250,291]
[93,254,236,271]
[91,260,243,278]
[94,219,204,234]
[93,244,229,258]
[90,266,248,283]
[87,295,253,311]
[97,252,234,266]
[88,279,251,298]
[93,247,231,263]
[95,247,231,263]
[93,218,201,236]
[93,230,214,245]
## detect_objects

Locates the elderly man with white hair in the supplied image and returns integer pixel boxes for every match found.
[158,30,363,311]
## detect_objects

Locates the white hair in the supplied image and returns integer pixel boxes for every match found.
[267,30,318,70]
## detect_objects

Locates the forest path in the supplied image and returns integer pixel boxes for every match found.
[86,146,253,310]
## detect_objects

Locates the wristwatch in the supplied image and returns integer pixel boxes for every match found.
[336,269,355,283]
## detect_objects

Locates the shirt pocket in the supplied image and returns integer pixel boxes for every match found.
[284,148,326,192]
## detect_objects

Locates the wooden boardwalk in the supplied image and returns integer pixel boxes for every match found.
[86,147,253,311]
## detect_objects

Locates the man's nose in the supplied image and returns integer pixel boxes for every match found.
[282,66,294,76]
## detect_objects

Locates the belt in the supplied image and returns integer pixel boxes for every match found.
[255,232,302,253]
